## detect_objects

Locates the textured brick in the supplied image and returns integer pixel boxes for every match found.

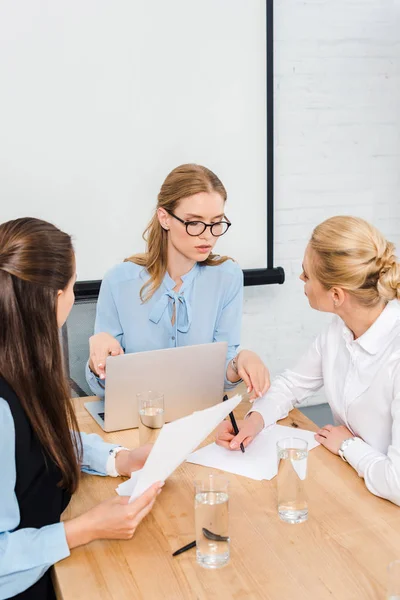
[243,0,400,407]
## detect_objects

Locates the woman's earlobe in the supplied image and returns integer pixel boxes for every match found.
[157,208,169,231]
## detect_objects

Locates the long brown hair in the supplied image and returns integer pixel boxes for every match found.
[310,216,400,306]
[0,217,81,492]
[126,164,231,301]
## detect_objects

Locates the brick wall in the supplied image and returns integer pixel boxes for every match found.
[242,0,400,405]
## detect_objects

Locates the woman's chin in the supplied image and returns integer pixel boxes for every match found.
[195,251,212,262]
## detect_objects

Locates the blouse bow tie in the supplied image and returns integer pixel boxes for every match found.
[149,291,192,334]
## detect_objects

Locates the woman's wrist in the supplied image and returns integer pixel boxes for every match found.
[226,352,242,383]
[88,358,98,376]
[246,410,265,432]
[64,514,96,550]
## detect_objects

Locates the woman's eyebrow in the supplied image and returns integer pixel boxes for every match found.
[184,213,225,220]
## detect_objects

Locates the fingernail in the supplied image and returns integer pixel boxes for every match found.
[157,489,162,495]
[247,387,251,393]
[258,392,262,398]
[98,363,103,367]
[100,374,105,380]
[230,441,238,449]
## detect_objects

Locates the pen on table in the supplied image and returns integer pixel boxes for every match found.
[172,529,229,557]
[172,540,196,556]
[223,394,245,453]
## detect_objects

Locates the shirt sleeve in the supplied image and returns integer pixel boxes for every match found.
[79,431,119,476]
[86,272,125,397]
[213,264,244,389]
[249,333,325,427]
[343,370,400,506]
[0,399,70,599]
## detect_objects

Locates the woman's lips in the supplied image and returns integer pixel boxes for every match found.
[195,245,212,253]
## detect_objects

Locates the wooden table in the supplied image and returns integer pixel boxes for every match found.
[54,390,400,600]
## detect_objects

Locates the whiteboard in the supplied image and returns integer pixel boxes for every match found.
[0,0,267,280]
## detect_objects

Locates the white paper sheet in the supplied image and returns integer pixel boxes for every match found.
[117,394,242,501]
[187,424,319,481]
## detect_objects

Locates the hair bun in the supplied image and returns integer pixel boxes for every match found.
[377,243,400,301]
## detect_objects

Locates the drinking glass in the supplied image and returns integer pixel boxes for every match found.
[277,437,308,524]
[137,391,164,445]
[194,474,230,569]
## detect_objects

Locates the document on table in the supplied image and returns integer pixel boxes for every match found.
[187,424,319,481]
[117,394,242,502]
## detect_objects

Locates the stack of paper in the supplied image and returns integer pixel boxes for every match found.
[117,394,242,501]
[187,424,319,481]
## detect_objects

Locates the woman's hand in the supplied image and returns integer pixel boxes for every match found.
[216,412,265,451]
[236,350,270,400]
[115,445,153,477]
[315,424,353,455]
[64,482,163,549]
[89,332,124,379]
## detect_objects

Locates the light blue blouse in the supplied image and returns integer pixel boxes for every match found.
[0,397,118,599]
[86,259,243,396]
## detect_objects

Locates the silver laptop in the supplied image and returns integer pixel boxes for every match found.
[84,341,228,432]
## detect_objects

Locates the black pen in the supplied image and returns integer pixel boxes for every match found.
[172,540,196,556]
[223,394,245,453]
[172,529,229,557]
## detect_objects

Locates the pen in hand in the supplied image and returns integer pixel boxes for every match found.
[223,394,245,453]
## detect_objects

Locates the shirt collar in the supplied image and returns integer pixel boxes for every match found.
[162,262,199,293]
[342,301,400,355]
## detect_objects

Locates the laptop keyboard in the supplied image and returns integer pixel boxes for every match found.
[98,412,105,421]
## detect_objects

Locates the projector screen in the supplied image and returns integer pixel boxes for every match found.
[0,0,268,281]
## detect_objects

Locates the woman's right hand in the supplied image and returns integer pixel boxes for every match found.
[216,412,265,450]
[64,482,163,549]
[89,332,124,379]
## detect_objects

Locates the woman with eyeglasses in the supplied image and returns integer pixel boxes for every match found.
[86,163,270,400]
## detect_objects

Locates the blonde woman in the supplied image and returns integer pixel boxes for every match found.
[217,216,400,506]
[86,164,270,400]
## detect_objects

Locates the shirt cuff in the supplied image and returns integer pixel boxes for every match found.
[40,522,71,565]
[80,432,120,476]
[224,376,242,391]
[343,438,372,476]
[246,400,285,429]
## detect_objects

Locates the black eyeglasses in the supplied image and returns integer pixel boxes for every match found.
[167,211,231,237]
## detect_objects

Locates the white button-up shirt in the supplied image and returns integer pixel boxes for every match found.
[252,300,400,505]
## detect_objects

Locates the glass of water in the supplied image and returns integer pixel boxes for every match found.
[194,474,230,569]
[388,560,400,599]
[277,437,308,524]
[137,391,164,445]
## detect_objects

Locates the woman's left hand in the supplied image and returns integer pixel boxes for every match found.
[315,424,353,455]
[236,350,270,401]
[114,444,153,477]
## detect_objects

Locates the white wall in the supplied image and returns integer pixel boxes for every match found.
[0,0,268,278]
[242,0,400,405]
